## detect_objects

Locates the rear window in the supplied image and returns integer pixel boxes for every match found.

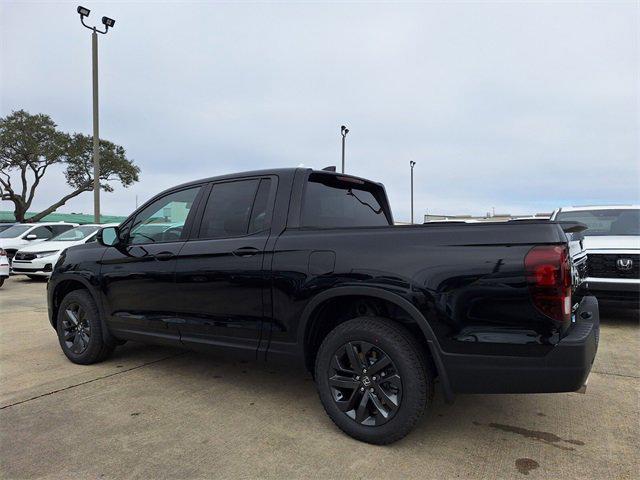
[555,209,639,236]
[301,173,390,228]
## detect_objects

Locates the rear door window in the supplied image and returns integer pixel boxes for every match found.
[198,179,264,239]
[249,179,272,234]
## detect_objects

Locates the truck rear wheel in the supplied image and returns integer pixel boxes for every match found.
[315,316,433,444]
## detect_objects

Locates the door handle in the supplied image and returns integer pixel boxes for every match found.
[154,251,175,261]
[232,247,260,257]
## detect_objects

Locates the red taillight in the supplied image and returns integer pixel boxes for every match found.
[525,245,571,323]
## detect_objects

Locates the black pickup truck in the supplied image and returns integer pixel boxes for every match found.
[48,168,599,444]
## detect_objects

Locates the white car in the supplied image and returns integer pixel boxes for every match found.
[0,222,78,264]
[0,248,9,287]
[11,224,118,279]
[551,205,640,307]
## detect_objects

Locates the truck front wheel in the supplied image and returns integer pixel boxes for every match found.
[56,290,114,365]
[315,316,433,444]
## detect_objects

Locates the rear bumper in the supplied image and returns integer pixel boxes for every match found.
[443,295,599,394]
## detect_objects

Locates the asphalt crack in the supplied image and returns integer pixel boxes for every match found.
[0,351,188,410]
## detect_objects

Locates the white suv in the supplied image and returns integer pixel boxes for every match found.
[0,222,78,265]
[551,205,639,307]
[12,224,117,278]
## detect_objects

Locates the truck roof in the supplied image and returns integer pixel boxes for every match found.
[171,168,382,191]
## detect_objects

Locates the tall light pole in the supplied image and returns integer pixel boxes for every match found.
[340,125,349,173]
[77,6,116,223]
[410,161,416,224]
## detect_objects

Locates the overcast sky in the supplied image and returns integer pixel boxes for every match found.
[1,0,638,221]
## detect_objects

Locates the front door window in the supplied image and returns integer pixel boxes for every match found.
[127,187,201,245]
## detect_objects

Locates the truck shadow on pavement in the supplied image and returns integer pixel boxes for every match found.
[104,304,638,451]
[113,340,596,449]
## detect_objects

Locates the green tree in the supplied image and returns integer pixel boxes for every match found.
[0,110,139,222]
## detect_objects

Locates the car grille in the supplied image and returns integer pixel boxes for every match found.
[14,252,37,261]
[587,253,639,279]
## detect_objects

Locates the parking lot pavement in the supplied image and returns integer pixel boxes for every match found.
[1,276,638,479]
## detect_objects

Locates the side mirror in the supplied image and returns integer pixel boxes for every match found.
[25,234,38,240]
[97,226,121,246]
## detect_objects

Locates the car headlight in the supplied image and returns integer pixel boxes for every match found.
[34,250,59,258]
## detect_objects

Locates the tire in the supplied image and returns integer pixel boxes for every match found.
[56,290,114,364]
[27,275,45,281]
[315,316,433,445]
[0,278,4,288]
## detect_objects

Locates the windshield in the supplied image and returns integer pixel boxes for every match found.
[556,209,640,236]
[50,225,100,241]
[0,225,30,238]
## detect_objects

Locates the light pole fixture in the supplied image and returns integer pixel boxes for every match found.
[340,125,349,173]
[77,6,116,223]
[410,160,416,224]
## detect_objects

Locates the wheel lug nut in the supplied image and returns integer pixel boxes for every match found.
[360,387,364,392]
[363,369,367,374]
[372,376,377,381]
[369,388,374,392]
[355,376,360,380]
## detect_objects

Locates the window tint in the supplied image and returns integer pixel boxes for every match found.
[128,187,201,244]
[30,226,54,239]
[249,179,272,234]
[199,180,260,239]
[301,174,390,228]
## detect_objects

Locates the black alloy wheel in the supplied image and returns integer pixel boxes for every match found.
[61,302,91,355]
[315,316,433,444]
[329,341,402,426]
[56,289,114,364]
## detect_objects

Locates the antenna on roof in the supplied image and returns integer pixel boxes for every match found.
[322,166,337,172]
